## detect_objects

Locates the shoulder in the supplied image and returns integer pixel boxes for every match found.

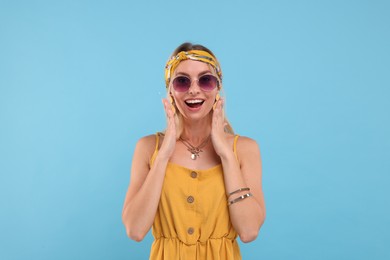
[235,135,261,162]
[236,136,259,148]
[136,134,156,147]
[135,134,160,156]
[224,134,259,148]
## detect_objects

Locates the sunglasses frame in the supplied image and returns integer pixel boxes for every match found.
[171,74,220,92]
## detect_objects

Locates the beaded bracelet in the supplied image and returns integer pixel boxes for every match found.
[228,187,250,197]
[228,193,253,206]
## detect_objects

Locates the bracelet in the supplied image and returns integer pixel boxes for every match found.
[228,187,250,197]
[228,193,253,206]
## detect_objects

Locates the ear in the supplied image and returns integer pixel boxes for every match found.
[217,80,222,91]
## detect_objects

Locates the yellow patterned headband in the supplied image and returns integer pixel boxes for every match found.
[165,50,222,88]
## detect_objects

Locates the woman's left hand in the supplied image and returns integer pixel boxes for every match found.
[211,98,230,158]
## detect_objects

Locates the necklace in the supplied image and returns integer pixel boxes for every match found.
[179,135,210,160]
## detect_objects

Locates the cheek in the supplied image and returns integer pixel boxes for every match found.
[169,87,180,103]
[171,93,184,108]
[210,92,219,102]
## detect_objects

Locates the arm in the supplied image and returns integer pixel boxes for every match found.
[122,99,176,241]
[211,99,266,243]
[220,137,265,243]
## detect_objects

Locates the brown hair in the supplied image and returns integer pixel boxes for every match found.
[171,42,218,59]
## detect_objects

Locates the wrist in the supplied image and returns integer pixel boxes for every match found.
[154,152,171,165]
[219,150,236,162]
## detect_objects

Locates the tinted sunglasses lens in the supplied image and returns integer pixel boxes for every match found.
[198,75,218,91]
[173,76,191,92]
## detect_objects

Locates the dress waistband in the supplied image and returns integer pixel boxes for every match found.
[154,235,236,246]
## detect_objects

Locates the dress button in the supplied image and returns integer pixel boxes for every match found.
[190,171,197,178]
[187,196,194,203]
[187,227,194,235]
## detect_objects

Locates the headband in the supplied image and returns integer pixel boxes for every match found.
[165,50,222,88]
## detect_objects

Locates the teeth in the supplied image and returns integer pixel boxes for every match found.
[186,99,203,104]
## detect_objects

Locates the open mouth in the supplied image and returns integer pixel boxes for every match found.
[185,99,205,108]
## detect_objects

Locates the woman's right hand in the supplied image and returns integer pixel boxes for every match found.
[122,99,177,241]
[159,98,177,160]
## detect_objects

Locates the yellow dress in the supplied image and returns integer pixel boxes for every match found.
[149,133,242,260]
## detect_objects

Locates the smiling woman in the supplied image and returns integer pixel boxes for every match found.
[122,42,266,260]
[165,43,234,138]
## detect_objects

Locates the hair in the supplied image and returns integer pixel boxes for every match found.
[166,42,234,138]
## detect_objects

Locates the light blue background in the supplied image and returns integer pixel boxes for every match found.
[1,0,389,259]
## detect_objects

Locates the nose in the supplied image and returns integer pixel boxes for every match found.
[188,79,200,95]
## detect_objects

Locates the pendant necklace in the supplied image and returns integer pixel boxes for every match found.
[179,135,210,160]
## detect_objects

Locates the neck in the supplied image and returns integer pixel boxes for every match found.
[181,116,212,145]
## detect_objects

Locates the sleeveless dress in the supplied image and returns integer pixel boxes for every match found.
[149,133,242,260]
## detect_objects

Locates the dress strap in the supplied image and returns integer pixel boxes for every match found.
[149,132,161,166]
[233,135,240,162]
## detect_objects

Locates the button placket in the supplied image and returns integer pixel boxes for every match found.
[187,171,197,206]
[186,170,198,239]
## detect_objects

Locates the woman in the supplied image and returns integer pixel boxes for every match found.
[122,42,266,259]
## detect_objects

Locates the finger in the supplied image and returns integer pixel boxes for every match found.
[213,99,224,120]
[162,98,170,115]
[162,98,174,118]
[212,108,224,133]
[218,98,224,110]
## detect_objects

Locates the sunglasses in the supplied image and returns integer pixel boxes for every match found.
[172,74,219,92]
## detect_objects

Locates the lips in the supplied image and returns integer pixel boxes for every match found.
[185,99,205,108]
